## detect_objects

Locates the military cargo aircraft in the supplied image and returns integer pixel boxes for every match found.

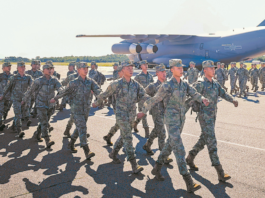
[77,20,265,70]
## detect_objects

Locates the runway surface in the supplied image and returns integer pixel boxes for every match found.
[0,65,264,198]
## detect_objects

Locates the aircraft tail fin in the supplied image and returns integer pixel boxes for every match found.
[257,20,265,27]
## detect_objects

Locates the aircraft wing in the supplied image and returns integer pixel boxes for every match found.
[76,34,220,45]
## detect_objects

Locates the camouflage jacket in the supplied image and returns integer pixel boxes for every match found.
[228,67,237,79]
[200,69,204,77]
[259,67,265,81]
[55,76,101,115]
[222,68,229,80]
[53,71,61,80]
[215,68,225,81]
[166,70,173,79]
[0,72,13,100]
[67,70,76,77]
[113,70,119,80]
[236,68,249,81]
[184,67,199,84]
[134,71,154,88]
[61,73,79,86]
[251,68,259,79]
[3,73,33,101]
[145,80,164,115]
[95,77,146,120]
[89,69,98,79]
[142,77,205,124]
[192,77,234,119]
[23,76,63,109]
[25,70,43,80]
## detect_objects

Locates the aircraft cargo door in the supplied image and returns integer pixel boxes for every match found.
[205,50,210,58]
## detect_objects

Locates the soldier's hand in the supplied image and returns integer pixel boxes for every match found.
[21,101,25,105]
[92,103,97,108]
[137,112,146,119]
[202,98,210,106]
[50,98,56,103]
[233,100,238,107]
[0,96,3,101]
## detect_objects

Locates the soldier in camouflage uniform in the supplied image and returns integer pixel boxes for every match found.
[184,61,199,84]
[59,62,76,110]
[103,65,123,145]
[52,62,102,160]
[236,62,249,97]
[0,62,33,138]
[228,62,238,94]
[133,60,154,138]
[215,62,227,91]
[26,60,43,118]
[0,62,13,130]
[50,63,61,109]
[93,61,146,174]
[250,63,260,92]
[61,72,79,138]
[22,64,63,148]
[185,60,238,183]
[221,63,228,88]
[259,62,265,91]
[249,64,254,90]
[138,59,209,193]
[106,63,120,107]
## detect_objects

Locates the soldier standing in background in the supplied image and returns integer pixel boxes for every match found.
[137,59,209,193]
[93,61,146,174]
[0,62,13,130]
[251,63,260,92]
[215,62,227,91]
[184,61,199,84]
[133,60,154,138]
[236,62,249,97]
[259,62,265,91]
[50,63,61,109]
[249,63,254,90]
[221,63,228,88]
[0,62,33,138]
[228,62,238,94]
[106,63,119,107]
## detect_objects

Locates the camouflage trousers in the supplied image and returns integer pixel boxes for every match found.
[13,100,30,129]
[61,96,69,107]
[0,99,12,123]
[189,114,220,166]
[230,77,236,91]
[157,121,189,176]
[148,113,166,150]
[66,113,75,129]
[113,119,135,161]
[37,107,55,138]
[71,110,90,147]
[136,104,148,128]
[217,79,226,89]
[109,122,120,135]
[252,77,259,89]
[239,79,247,95]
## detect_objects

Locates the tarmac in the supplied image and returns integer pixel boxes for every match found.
[0,65,265,198]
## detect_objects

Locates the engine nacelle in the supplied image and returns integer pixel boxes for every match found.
[112,43,142,54]
[139,44,158,54]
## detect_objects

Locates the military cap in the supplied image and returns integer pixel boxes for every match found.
[117,65,123,72]
[31,60,40,65]
[139,60,148,65]
[240,61,244,64]
[230,62,236,65]
[17,61,25,67]
[2,62,11,68]
[155,63,166,72]
[169,59,185,67]
[202,60,216,68]
[121,61,134,68]
[91,61,97,66]
[217,62,221,65]
[68,62,76,67]
[46,60,53,66]
[77,62,89,69]
[190,61,195,65]
[42,64,52,70]
[221,63,225,65]
[113,63,119,67]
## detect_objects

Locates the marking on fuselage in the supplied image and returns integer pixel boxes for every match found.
[222,43,242,51]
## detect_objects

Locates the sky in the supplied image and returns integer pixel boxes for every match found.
[0,0,265,59]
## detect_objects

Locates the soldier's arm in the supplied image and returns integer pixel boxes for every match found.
[134,75,140,83]
[28,76,33,87]
[187,83,205,103]
[218,83,234,103]
[2,77,14,98]
[61,75,71,86]
[54,81,75,101]
[145,84,155,96]
[91,79,102,96]
[55,78,64,93]
[22,79,40,102]
[94,82,117,106]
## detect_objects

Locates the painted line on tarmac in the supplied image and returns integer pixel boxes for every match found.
[91,114,265,152]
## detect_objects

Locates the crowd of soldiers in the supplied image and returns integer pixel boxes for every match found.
[1,58,264,193]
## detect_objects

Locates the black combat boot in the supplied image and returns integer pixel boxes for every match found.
[143,140,154,155]
[17,128,25,138]
[34,126,43,142]
[109,149,121,164]
[44,137,55,148]
[151,162,165,181]
[214,164,231,182]
[68,138,77,153]
[3,112,8,120]
[186,153,199,171]
[144,127,150,138]
[130,158,143,174]
[82,145,95,160]
[0,120,5,131]
[63,126,71,138]
[164,157,173,164]
[182,174,201,193]
[133,120,139,133]
[103,133,114,145]
[24,117,32,126]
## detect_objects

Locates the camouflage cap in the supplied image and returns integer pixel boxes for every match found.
[121,61,134,68]
[31,60,40,65]
[169,59,185,67]
[221,63,225,66]
[46,60,53,66]
[17,61,25,67]
[69,62,76,67]
[139,60,148,65]
[240,61,244,64]
[202,60,216,68]
[230,62,236,65]
[190,61,195,65]
[2,62,11,68]
[117,65,123,72]
[217,62,221,65]
[42,64,52,70]
[91,61,97,66]
[77,62,89,69]
[113,62,119,67]
[155,63,166,72]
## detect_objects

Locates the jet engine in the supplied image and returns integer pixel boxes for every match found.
[139,44,158,54]
[111,43,142,54]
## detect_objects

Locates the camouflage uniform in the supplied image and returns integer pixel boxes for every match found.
[0,63,13,127]
[251,67,260,91]
[13,70,18,75]
[166,69,173,79]
[184,63,199,84]
[228,64,238,93]
[142,59,206,176]
[215,68,226,89]
[134,60,154,131]
[259,63,265,90]
[236,66,249,96]
[2,62,33,134]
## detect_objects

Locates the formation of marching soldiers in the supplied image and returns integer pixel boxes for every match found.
[3,58,265,193]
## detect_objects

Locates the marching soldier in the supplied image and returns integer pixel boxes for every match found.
[215,62,227,91]
[249,63,254,90]
[106,63,120,107]
[184,61,199,84]
[133,60,154,138]
[251,63,260,92]
[260,62,265,91]
[137,59,209,193]
[236,62,249,97]
[221,63,228,88]
[228,62,238,94]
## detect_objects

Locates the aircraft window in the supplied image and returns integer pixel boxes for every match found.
[200,43,204,50]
